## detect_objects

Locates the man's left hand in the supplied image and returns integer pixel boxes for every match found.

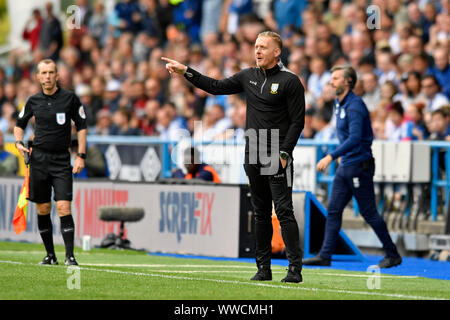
[316,154,333,172]
[72,157,85,174]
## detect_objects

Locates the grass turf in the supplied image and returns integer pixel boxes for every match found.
[0,241,448,300]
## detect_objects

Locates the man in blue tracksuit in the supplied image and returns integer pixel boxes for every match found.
[303,65,402,268]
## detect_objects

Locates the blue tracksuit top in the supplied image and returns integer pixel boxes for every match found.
[329,91,373,166]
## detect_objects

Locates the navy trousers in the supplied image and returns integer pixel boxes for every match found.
[319,159,399,259]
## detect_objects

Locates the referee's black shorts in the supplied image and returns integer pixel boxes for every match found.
[28,148,73,203]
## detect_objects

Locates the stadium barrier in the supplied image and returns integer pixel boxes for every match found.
[4,135,449,223]
[0,177,365,259]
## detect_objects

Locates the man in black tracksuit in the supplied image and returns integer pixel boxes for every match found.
[162,31,305,283]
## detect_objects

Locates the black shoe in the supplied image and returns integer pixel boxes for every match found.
[250,266,272,281]
[281,265,303,283]
[65,256,78,266]
[302,255,331,266]
[378,256,402,268]
[39,255,58,265]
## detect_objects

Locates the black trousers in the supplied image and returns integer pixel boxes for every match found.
[244,158,303,269]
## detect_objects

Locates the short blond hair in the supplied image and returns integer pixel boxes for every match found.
[257,31,283,50]
[37,59,57,74]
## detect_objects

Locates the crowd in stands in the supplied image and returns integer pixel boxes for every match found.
[0,0,449,157]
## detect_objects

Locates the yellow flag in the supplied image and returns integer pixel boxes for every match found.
[13,167,29,234]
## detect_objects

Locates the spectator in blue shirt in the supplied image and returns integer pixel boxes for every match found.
[427,47,450,99]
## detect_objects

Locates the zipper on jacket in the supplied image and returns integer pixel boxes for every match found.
[260,76,267,94]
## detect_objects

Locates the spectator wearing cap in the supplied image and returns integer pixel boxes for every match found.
[76,84,99,128]
[421,74,449,112]
[93,109,113,135]
[104,79,122,112]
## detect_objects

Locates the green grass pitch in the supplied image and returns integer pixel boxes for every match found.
[0,241,448,300]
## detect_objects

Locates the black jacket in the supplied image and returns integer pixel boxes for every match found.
[184,61,305,160]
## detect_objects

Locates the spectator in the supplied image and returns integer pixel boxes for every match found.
[139,99,160,136]
[104,79,122,112]
[88,0,108,46]
[420,74,449,112]
[22,9,43,52]
[307,57,331,100]
[361,72,381,112]
[311,108,336,154]
[114,0,142,34]
[427,46,450,98]
[394,71,426,109]
[172,146,221,183]
[428,107,450,141]
[76,84,100,128]
[323,0,347,36]
[404,102,429,140]
[110,107,142,136]
[93,109,113,135]
[155,102,189,141]
[144,77,165,105]
[375,51,397,85]
[380,80,398,102]
[301,108,316,139]
[264,0,307,33]
[0,130,18,175]
[71,136,107,178]
[39,2,63,61]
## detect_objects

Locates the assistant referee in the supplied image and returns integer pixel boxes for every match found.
[14,59,87,266]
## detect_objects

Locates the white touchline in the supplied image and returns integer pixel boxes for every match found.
[0,260,444,300]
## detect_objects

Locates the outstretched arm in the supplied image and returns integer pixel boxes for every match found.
[161,57,244,96]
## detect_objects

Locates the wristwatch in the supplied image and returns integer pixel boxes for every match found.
[279,151,289,160]
[77,152,87,159]
[15,140,24,148]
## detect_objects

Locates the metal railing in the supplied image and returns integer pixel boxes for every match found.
[5,134,449,221]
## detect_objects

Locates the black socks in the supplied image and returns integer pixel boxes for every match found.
[60,215,75,258]
[38,214,55,257]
